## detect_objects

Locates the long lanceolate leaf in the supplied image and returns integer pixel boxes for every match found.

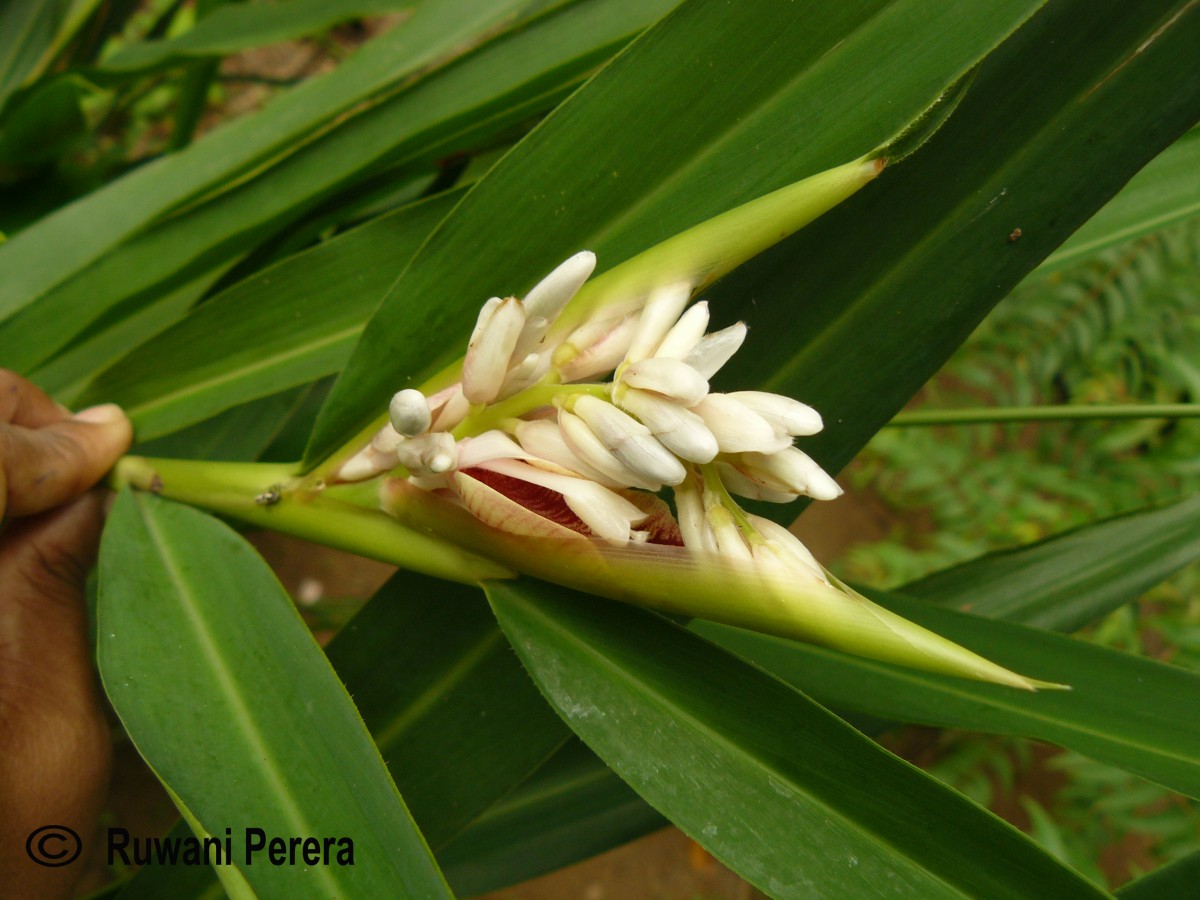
[713,0,1200,489]
[98,492,451,898]
[900,493,1200,632]
[306,0,1047,466]
[486,579,1106,899]
[0,0,526,322]
[692,587,1200,802]
[3,0,676,377]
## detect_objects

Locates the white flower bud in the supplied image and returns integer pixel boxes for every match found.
[708,506,752,560]
[745,515,827,583]
[735,448,843,501]
[555,314,637,382]
[683,322,747,379]
[692,393,791,454]
[389,389,432,437]
[620,357,709,406]
[456,430,529,469]
[558,410,662,491]
[674,481,717,553]
[371,424,404,453]
[727,391,822,436]
[714,460,796,503]
[336,444,396,483]
[618,388,717,464]
[462,296,525,405]
[499,350,552,400]
[512,251,596,360]
[655,301,710,360]
[624,282,691,364]
[572,395,686,486]
[514,419,624,487]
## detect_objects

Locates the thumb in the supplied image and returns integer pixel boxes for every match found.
[0,404,132,519]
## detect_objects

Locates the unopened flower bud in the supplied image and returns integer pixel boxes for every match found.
[618,388,717,464]
[513,251,596,360]
[734,448,843,501]
[389,389,432,436]
[692,393,791,454]
[620,357,709,406]
[683,322,747,379]
[572,395,686,486]
[624,283,691,364]
[463,296,525,404]
[655,301,710,360]
[727,391,822,436]
[558,410,662,491]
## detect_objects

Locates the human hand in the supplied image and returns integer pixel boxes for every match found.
[0,370,132,898]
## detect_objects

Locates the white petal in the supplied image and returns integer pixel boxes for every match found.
[397,432,459,477]
[428,384,470,431]
[371,423,404,453]
[498,350,553,400]
[558,410,662,491]
[727,391,822,436]
[620,357,709,406]
[624,282,691,364]
[389,389,432,437]
[336,445,395,482]
[456,430,530,469]
[692,393,791,454]
[484,458,646,543]
[514,419,623,487]
[618,388,717,463]
[554,314,637,383]
[738,448,843,500]
[462,296,525,404]
[683,322,747,379]
[513,251,596,359]
[572,395,686,486]
[655,301,710,360]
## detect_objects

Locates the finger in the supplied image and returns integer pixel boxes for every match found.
[0,405,132,518]
[0,495,112,896]
[0,369,69,428]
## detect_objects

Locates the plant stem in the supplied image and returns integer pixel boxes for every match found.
[110,456,512,585]
[887,403,1200,427]
[452,382,609,438]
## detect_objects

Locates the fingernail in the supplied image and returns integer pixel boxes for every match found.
[72,403,126,425]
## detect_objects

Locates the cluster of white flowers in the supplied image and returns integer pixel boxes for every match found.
[340,252,842,584]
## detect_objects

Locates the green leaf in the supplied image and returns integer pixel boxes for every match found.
[438,738,664,895]
[1116,850,1200,899]
[0,0,71,111]
[324,570,568,849]
[711,0,1200,487]
[1037,128,1200,275]
[0,74,93,167]
[98,490,451,898]
[900,494,1200,632]
[2,0,671,376]
[307,0,1047,465]
[692,585,1200,802]
[0,0,532,326]
[486,578,1106,899]
[99,0,413,74]
[77,189,463,439]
